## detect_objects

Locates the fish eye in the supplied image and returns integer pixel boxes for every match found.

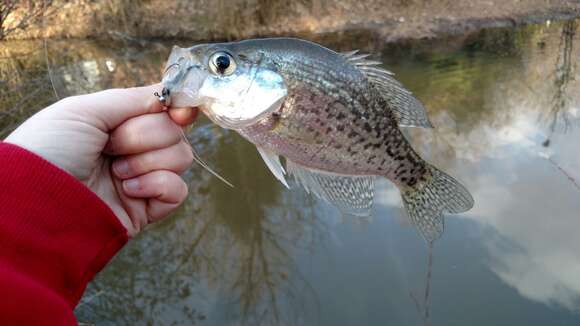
[209,51,236,76]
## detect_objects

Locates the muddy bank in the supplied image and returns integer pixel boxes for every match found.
[2,0,579,42]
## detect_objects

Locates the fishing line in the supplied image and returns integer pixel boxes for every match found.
[410,241,434,326]
[179,126,234,188]
[42,0,58,100]
[546,156,580,191]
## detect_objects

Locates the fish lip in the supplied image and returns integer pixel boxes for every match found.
[161,43,207,106]
[163,62,180,75]
[161,61,207,108]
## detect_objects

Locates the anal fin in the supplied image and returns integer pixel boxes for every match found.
[286,160,375,216]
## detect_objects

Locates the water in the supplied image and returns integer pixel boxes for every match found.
[1,19,579,326]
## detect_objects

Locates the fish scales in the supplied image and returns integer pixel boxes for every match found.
[241,53,428,186]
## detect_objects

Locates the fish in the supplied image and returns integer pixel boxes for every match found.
[158,38,474,242]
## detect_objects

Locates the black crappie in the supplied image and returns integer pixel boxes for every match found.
[159,38,474,242]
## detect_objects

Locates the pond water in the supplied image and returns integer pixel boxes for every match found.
[1,19,579,326]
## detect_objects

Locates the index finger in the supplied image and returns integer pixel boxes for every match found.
[61,84,165,132]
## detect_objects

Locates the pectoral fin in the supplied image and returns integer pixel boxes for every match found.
[257,146,289,188]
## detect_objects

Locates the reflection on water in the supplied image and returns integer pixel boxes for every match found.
[1,19,580,325]
[544,20,577,145]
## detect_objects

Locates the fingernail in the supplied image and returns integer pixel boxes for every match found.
[113,160,130,177]
[124,179,140,192]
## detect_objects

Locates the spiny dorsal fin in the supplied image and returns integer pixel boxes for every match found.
[286,159,375,217]
[341,50,433,128]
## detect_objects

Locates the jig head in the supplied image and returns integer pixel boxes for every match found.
[154,87,171,106]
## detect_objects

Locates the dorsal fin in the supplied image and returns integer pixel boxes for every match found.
[341,50,433,128]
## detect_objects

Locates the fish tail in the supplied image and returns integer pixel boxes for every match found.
[400,164,474,243]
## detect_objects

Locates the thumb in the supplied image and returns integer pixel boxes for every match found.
[63,84,165,132]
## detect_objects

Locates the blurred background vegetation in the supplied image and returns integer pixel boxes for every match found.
[0,0,578,41]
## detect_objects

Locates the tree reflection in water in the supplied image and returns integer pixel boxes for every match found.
[541,20,579,190]
[543,20,577,145]
[75,122,325,325]
[185,125,324,325]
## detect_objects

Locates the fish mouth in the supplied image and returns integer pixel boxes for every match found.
[160,64,208,108]
[159,45,208,108]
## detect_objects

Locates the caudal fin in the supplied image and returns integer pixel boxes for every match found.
[401,165,474,243]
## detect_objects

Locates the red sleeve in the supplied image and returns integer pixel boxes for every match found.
[0,142,128,325]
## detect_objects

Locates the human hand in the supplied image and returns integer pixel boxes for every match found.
[4,85,198,236]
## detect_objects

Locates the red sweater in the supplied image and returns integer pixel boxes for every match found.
[0,142,128,325]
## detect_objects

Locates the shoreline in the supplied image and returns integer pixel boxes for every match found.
[1,1,579,44]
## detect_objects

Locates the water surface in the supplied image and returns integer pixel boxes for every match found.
[1,19,579,326]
